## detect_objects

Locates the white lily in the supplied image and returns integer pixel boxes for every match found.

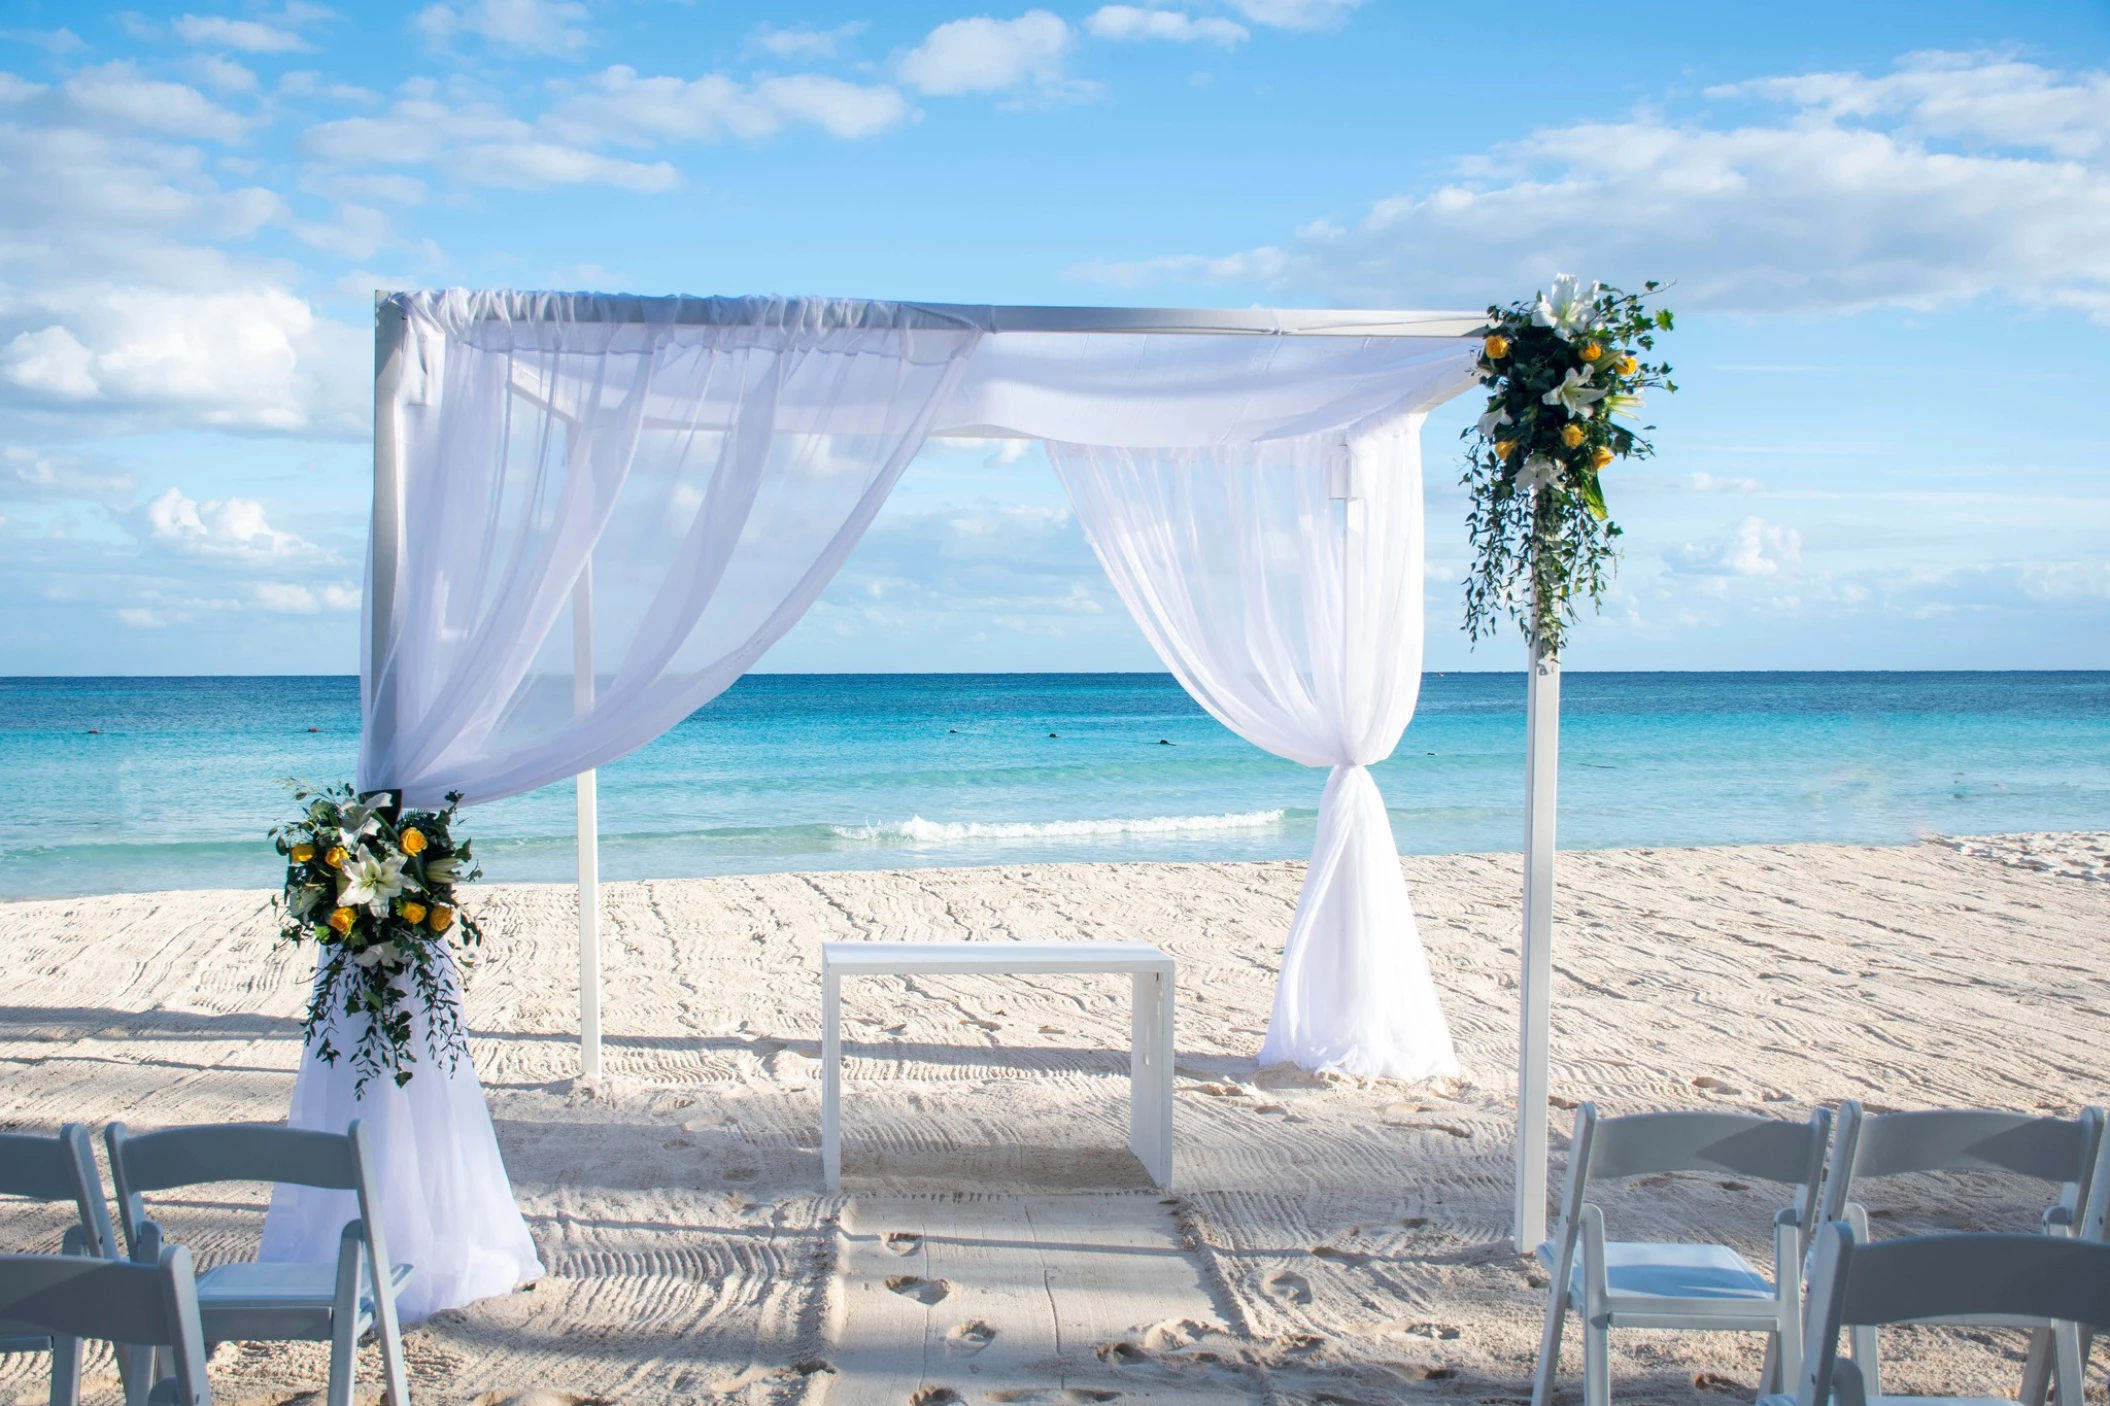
[1531,273,1600,342]
[354,941,402,970]
[1543,366,1607,418]
[422,855,462,884]
[1516,453,1564,494]
[338,848,409,912]
[1604,391,1646,420]
[1476,404,1513,438]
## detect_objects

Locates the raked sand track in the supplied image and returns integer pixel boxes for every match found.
[1,836,2107,1405]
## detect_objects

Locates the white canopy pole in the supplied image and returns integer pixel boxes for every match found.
[1513,627,1560,1251]
[573,565,602,1080]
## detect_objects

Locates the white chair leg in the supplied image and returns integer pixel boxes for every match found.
[2052,1322,2084,1406]
[1531,1284,1570,1406]
[1582,1312,1610,1406]
[328,1226,364,1406]
[2021,1327,2055,1406]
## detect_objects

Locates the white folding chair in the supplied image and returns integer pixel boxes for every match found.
[1532,1104,1832,1406]
[1817,1103,2105,1403]
[104,1120,411,1406]
[0,1246,211,1406]
[0,1124,128,1403]
[1766,1223,2110,1406]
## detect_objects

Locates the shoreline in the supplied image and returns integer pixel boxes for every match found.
[2,837,2107,1403]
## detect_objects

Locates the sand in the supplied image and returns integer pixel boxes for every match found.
[2,835,2107,1405]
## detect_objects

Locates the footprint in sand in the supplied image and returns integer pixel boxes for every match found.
[909,1389,964,1406]
[1262,1270,1313,1305]
[886,1275,951,1305]
[1310,1246,1372,1268]
[882,1231,923,1256]
[944,1319,997,1355]
[989,1392,1118,1404]
[1691,1076,1742,1096]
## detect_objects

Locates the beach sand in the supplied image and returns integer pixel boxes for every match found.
[2,835,2107,1405]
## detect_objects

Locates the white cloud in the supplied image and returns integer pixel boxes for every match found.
[1669,516,1802,577]
[0,446,134,501]
[186,56,260,94]
[465,141,679,192]
[415,0,590,57]
[897,11,1075,97]
[254,580,358,612]
[1688,471,1764,493]
[750,22,867,60]
[543,67,910,147]
[171,14,312,53]
[63,63,249,143]
[1,328,99,399]
[292,201,391,258]
[143,486,313,558]
[303,95,680,190]
[1086,7,1248,47]
[117,606,168,628]
[1223,0,1361,29]
[1075,52,2110,320]
[1069,245,1287,286]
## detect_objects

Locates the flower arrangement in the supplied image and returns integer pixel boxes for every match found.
[1461,275,1676,658]
[272,782,484,1093]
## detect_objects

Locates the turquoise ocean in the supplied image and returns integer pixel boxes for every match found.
[2,672,2108,900]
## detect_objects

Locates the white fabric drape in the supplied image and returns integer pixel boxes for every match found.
[1049,415,1459,1080]
[292,294,983,1320]
[362,292,983,806]
[261,959,538,1323]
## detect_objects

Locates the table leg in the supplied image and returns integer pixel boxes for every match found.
[1153,967,1175,1188]
[1129,969,1175,1189]
[823,966,841,1191]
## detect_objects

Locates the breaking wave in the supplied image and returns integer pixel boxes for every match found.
[831,810,1286,843]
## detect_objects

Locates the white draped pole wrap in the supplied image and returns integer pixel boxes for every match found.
[1050,416,1459,1081]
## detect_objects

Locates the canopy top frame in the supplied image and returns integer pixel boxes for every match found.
[374,289,1489,340]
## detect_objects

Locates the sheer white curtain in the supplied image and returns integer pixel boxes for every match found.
[273,293,982,1320]
[1048,413,1458,1081]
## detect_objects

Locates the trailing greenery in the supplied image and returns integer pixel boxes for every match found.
[271,782,484,1094]
[1461,275,1675,658]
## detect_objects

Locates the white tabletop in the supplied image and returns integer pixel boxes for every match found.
[822,940,1172,975]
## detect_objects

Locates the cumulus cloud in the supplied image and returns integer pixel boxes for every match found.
[303,94,680,190]
[1075,52,2110,319]
[254,580,359,612]
[749,22,867,60]
[1223,0,1362,29]
[1669,516,1803,577]
[141,486,315,558]
[897,12,1077,97]
[543,67,910,147]
[414,0,590,57]
[62,62,250,142]
[171,13,313,53]
[1086,7,1248,46]
[0,446,133,501]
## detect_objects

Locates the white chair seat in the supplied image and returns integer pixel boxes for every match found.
[195,1261,414,1342]
[1761,1395,2015,1406]
[1576,1241,1776,1304]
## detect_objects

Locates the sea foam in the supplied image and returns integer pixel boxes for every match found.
[831,810,1286,842]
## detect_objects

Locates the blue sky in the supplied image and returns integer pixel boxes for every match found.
[1,0,2107,674]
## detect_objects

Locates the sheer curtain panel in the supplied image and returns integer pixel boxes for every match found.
[1049,415,1459,1081]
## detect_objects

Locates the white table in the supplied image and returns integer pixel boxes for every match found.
[821,940,1175,1191]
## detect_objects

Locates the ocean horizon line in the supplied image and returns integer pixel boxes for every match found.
[5,667,2109,682]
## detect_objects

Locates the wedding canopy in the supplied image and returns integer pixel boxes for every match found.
[335,290,1567,1293]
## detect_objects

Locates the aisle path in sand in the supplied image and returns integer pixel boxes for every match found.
[0,836,2105,1405]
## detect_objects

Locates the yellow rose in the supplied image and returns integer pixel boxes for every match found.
[290,842,316,864]
[400,827,427,855]
[325,845,348,869]
[1559,423,1586,449]
[1591,446,1615,470]
[1493,439,1517,461]
[1483,334,1510,360]
[1616,354,1638,375]
[1580,342,1603,362]
[400,901,428,925]
[328,906,356,934]
[428,905,456,934]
